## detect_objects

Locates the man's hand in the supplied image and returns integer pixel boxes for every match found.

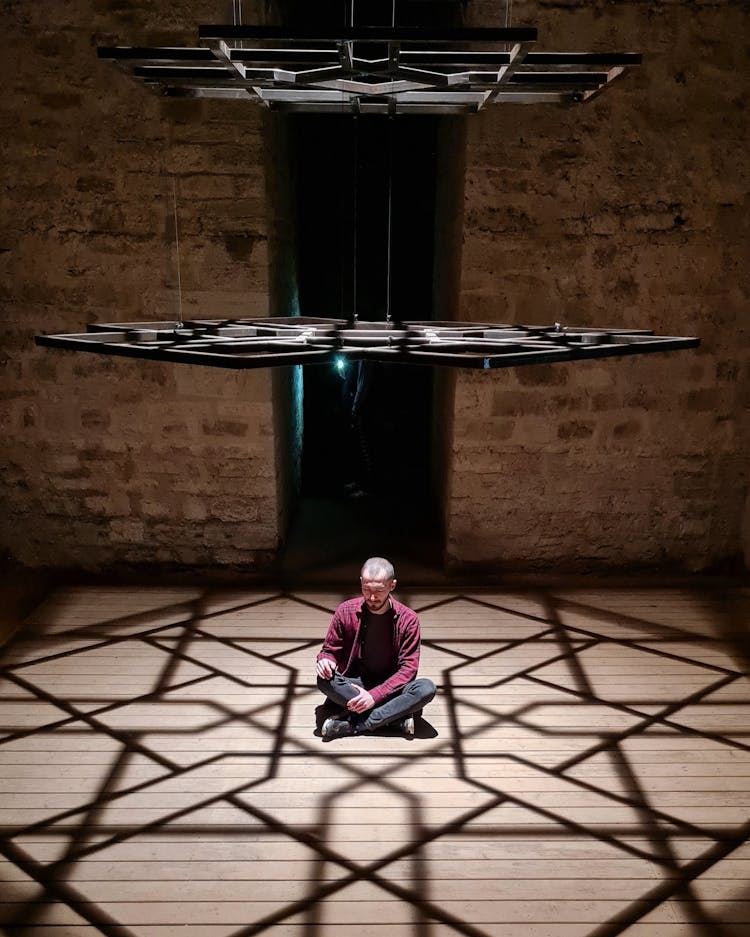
[347,687,375,714]
[316,658,335,680]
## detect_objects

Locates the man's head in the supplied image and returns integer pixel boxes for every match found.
[360,556,396,614]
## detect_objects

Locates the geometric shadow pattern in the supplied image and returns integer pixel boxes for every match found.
[1,585,749,935]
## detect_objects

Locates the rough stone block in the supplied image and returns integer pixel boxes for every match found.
[557,420,595,441]
[202,419,248,438]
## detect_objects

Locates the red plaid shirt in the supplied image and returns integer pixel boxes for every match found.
[317,596,421,704]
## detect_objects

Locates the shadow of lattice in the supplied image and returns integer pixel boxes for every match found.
[0,584,748,936]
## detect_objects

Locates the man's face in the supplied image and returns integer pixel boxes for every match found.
[361,575,396,614]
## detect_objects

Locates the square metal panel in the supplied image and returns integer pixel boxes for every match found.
[36,318,699,371]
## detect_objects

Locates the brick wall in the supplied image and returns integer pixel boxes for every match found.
[1,2,747,574]
[0,2,291,570]
[444,0,750,571]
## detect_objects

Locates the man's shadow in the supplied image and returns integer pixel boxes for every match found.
[314,702,439,740]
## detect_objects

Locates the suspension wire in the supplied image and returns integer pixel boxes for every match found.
[384,0,396,322]
[171,176,184,327]
[351,118,358,322]
[505,0,513,29]
[385,120,393,323]
[348,0,357,321]
[347,2,356,315]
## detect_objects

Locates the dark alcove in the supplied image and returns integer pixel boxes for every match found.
[292,115,437,500]
[269,0,468,574]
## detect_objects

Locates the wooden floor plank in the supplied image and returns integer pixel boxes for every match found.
[1,582,748,935]
[2,926,749,937]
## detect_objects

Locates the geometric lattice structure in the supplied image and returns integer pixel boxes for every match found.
[1,586,748,934]
[99,26,642,114]
[36,317,699,371]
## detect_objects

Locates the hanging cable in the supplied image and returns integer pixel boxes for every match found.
[171,176,184,328]
[384,0,395,323]
[351,117,358,322]
[385,119,393,323]
[342,0,357,322]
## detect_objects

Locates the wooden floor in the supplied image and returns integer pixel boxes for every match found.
[1,582,749,936]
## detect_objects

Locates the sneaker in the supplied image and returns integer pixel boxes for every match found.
[322,716,356,741]
[401,715,415,738]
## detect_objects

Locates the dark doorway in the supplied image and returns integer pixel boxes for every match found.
[278,115,448,574]
[271,3,467,576]
[292,116,437,499]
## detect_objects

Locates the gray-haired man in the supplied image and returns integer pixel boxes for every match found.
[316,557,436,740]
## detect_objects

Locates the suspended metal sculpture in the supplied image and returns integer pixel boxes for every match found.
[36,21,696,371]
[36,318,699,371]
[98,25,641,114]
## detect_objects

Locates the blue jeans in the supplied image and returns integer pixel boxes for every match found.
[317,671,436,732]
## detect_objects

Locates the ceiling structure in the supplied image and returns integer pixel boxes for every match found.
[98,25,642,114]
[36,319,699,371]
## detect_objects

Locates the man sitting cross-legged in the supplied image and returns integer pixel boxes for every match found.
[315,556,436,741]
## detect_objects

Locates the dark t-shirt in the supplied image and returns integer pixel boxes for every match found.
[360,607,397,682]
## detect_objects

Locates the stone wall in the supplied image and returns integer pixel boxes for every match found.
[0,2,289,570]
[444,0,749,571]
[1,1,747,574]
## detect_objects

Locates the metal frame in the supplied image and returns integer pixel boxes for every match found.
[98,26,641,114]
[36,318,699,371]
